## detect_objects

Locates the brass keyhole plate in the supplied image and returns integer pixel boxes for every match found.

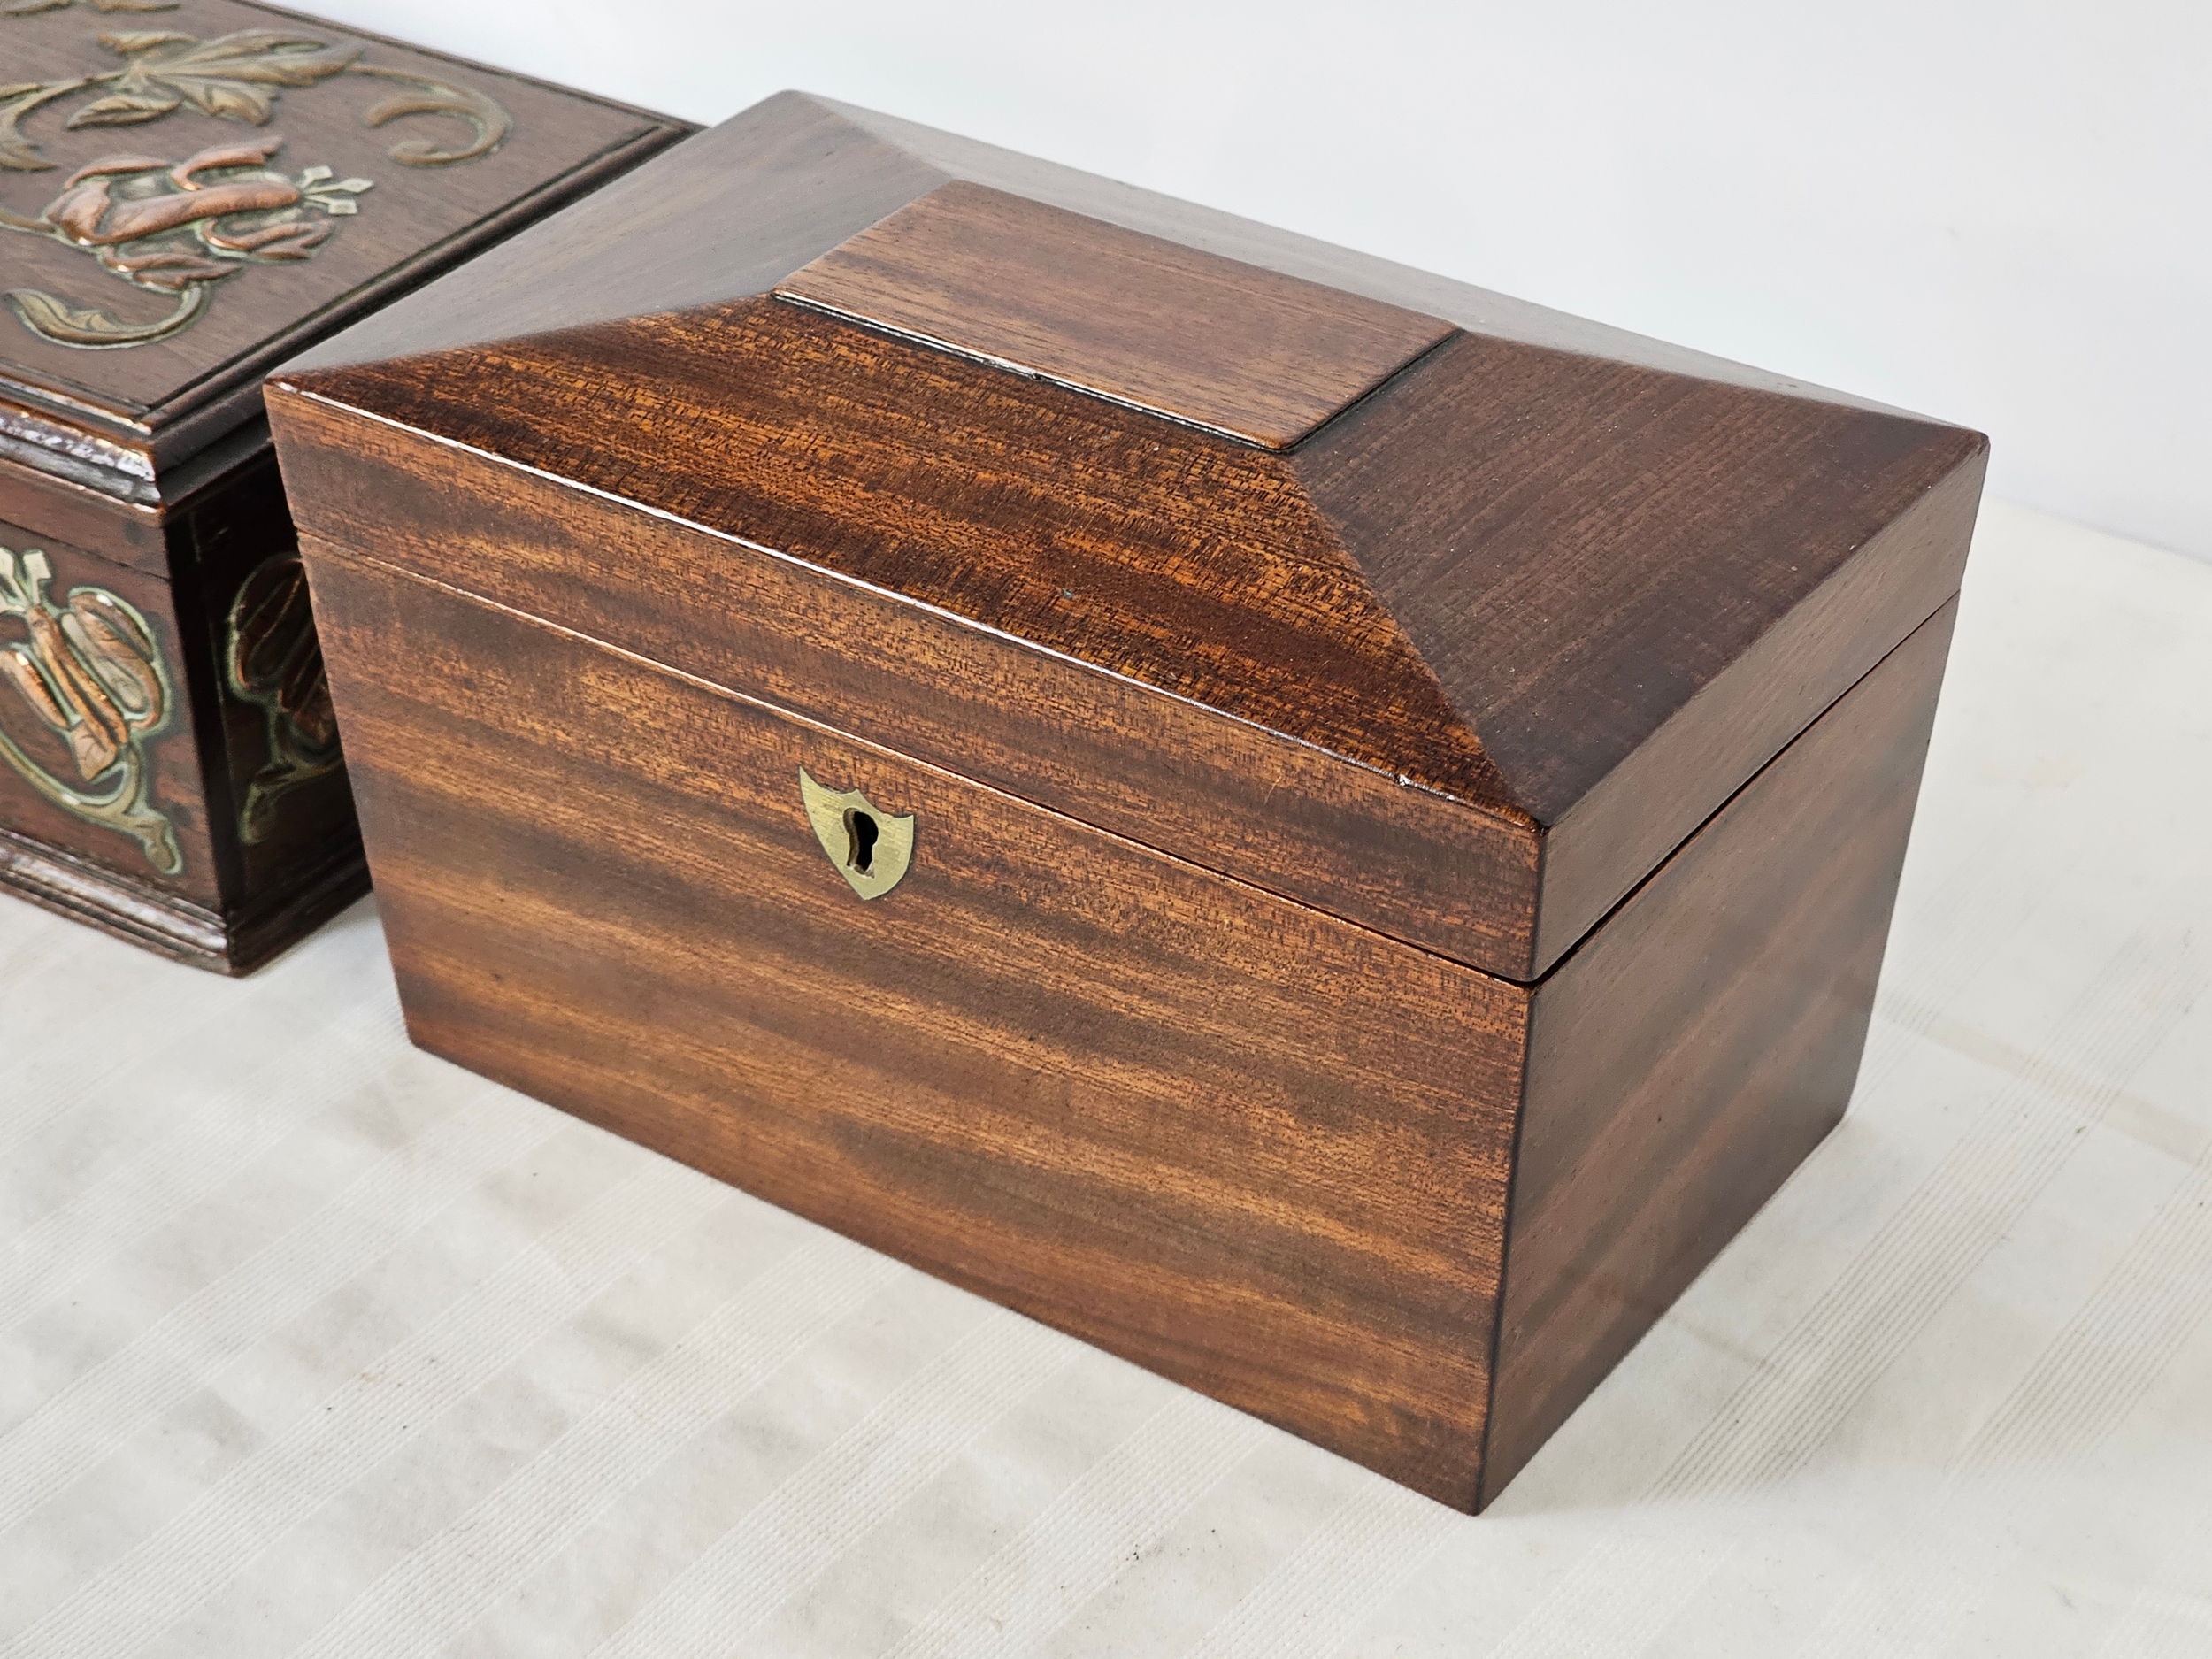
[798,768,916,900]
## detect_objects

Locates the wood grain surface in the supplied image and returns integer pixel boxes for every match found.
[1483,597,1958,1502]
[778,181,1454,448]
[290,518,1947,1509]
[267,365,1546,979]
[303,538,1526,1510]
[278,270,1978,978]
[1294,331,1985,968]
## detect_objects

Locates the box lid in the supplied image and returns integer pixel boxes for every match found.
[269,91,1987,983]
[0,0,686,509]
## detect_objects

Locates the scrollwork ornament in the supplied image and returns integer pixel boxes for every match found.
[0,543,181,873]
[0,27,512,347]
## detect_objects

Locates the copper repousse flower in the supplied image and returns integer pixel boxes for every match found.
[35,136,367,289]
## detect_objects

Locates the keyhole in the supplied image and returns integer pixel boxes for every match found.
[842,807,879,874]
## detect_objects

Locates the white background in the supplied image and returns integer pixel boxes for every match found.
[308,0,2212,561]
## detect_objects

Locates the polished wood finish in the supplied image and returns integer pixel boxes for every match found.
[292,537,1954,1510]
[266,93,1985,1503]
[1483,597,1957,1503]
[778,181,1455,448]
[276,90,1983,981]
[268,349,1544,976]
[0,0,689,969]
[307,541,1525,1508]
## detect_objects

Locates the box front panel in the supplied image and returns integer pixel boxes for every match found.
[304,539,1527,1509]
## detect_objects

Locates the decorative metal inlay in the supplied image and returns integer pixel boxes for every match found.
[0,543,180,873]
[799,768,915,901]
[225,551,339,843]
[0,27,512,348]
[1,138,370,346]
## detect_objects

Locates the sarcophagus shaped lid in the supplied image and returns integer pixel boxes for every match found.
[273,90,1986,981]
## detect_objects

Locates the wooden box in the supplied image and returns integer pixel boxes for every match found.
[265,93,1986,1509]
[0,0,686,971]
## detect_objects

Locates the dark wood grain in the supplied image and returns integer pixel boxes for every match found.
[1293,329,1985,972]
[1483,597,1959,1502]
[268,362,1545,977]
[304,537,1526,1510]
[779,180,1454,448]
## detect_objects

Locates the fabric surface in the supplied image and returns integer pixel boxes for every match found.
[2,499,2208,1657]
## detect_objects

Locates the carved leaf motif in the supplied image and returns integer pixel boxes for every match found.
[357,72,511,165]
[100,247,239,287]
[4,281,207,345]
[89,0,184,11]
[165,78,272,122]
[65,90,180,127]
[0,648,71,735]
[0,0,69,16]
[6,289,138,341]
[117,31,360,86]
[65,593,162,725]
[96,29,192,51]
[0,86,61,171]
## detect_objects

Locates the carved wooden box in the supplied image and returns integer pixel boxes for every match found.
[265,93,1986,1509]
[0,0,686,971]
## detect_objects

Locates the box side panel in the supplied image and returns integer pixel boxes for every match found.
[174,453,369,970]
[302,538,1527,1511]
[267,392,1545,979]
[1485,596,1958,1504]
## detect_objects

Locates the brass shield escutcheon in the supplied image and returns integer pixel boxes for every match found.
[798,768,915,900]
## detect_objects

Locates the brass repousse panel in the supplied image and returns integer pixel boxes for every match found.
[0,540,178,872]
[0,0,665,426]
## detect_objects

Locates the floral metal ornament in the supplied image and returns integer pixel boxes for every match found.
[225,551,342,842]
[1,137,369,346]
[0,27,512,347]
[0,543,180,873]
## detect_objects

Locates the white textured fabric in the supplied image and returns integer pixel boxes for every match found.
[2,500,2208,1657]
